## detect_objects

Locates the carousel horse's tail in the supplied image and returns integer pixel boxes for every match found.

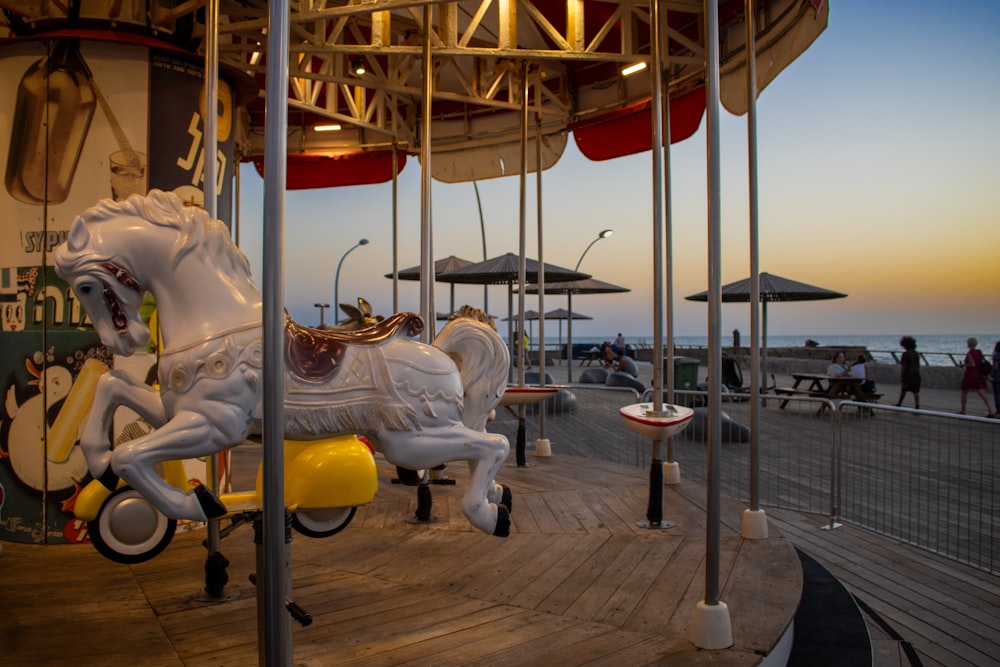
[433,316,509,431]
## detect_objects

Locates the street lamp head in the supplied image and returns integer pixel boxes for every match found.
[576,228,614,270]
[334,240,371,319]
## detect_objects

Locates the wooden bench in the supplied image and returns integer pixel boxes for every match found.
[774,386,826,408]
[774,387,883,412]
[774,386,826,398]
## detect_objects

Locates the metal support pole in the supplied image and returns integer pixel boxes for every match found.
[535,110,551,454]
[516,60,528,390]
[704,0,724,611]
[743,0,769,540]
[391,143,400,313]
[262,0,291,662]
[690,0,733,650]
[641,0,672,531]
[419,4,434,343]
[650,0,665,420]
[201,0,224,587]
[662,6,677,471]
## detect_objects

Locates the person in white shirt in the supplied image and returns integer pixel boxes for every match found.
[827,351,849,377]
[848,353,876,393]
[612,333,626,357]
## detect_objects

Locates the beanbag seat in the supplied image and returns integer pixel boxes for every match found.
[578,368,609,384]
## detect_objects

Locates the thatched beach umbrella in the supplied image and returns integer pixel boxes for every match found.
[521,277,630,382]
[386,255,476,314]
[542,308,593,366]
[685,272,848,390]
[438,253,590,356]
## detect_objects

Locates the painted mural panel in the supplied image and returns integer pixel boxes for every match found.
[0,265,113,544]
[0,37,236,543]
[149,51,236,213]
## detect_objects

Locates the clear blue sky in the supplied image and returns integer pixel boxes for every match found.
[236,0,1000,341]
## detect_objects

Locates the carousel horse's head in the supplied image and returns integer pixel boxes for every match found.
[53,190,217,356]
[53,201,151,356]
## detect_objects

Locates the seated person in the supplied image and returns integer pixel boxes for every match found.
[612,333,626,357]
[615,355,640,378]
[601,341,616,367]
[848,353,877,393]
[827,351,850,377]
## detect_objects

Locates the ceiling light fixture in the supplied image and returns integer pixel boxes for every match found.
[621,62,647,77]
[314,123,342,132]
[350,58,366,76]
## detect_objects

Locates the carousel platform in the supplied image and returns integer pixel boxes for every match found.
[1,448,801,666]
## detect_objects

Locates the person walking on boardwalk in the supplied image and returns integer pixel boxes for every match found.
[895,336,921,409]
[959,337,995,417]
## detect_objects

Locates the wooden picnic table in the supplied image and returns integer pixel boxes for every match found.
[775,372,880,409]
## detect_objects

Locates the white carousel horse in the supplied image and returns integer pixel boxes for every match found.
[53,190,513,536]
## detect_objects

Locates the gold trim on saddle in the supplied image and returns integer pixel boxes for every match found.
[284,312,423,383]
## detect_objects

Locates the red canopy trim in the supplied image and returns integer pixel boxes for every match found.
[250,150,406,189]
[570,87,706,161]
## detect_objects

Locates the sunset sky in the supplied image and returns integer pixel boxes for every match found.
[236,0,1000,340]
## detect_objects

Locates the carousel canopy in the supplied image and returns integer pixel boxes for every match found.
[0,0,829,187]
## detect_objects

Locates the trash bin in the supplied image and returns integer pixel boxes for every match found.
[668,356,700,407]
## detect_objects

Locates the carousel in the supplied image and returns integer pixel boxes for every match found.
[0,1,828,664]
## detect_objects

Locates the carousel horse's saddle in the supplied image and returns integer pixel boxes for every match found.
[284,311,424,383]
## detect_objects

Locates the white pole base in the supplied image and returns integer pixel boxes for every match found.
[741,508,769,540]
[691,600,733,650]
[534,438,552,457]
[663,461,681,485]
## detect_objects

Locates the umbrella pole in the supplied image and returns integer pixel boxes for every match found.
[566,293,574,383]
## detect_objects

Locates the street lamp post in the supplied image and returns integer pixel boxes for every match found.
[333,238,369,322]
[575,228,613,270]
[567,229,612,382]
[314,302,331,327]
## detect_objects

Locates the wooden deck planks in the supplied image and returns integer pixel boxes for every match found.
[0,452,801,666]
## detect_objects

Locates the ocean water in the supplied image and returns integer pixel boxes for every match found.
[526,333,1000,366]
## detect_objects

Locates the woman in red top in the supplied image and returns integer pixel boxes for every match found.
[960,337,995,417]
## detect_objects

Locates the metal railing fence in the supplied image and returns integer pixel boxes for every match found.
[493,386,1000,573]
[835,403,998,572]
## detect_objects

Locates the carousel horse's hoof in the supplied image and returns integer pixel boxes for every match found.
[97,466,120,491]
[194,484,228,520]
[501,486,513,512]
[493,505,511,537]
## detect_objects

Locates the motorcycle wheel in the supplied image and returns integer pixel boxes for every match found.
[88,487,177,564]
[291,506,356,538]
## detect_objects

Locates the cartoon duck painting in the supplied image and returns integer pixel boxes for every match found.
[4,355,97,492]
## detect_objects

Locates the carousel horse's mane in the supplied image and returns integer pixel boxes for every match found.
[60,190,254,281]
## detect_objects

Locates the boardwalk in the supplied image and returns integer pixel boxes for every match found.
[501,361,1000,667]
[2,362,997,665]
